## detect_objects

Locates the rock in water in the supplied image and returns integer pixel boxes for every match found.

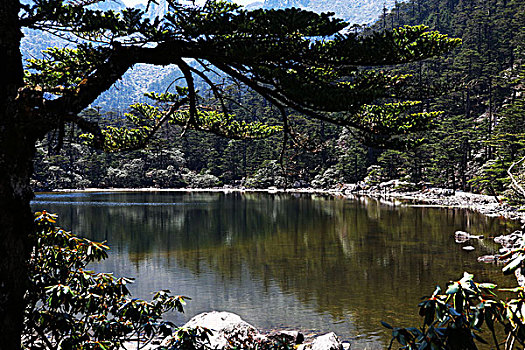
[162,311,261,349]
[188,311,260,348]
[162,311,345,349]
[310,332,344,350]
[455,231,484,243]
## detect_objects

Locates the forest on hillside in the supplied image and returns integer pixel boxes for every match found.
[32,0,525,201]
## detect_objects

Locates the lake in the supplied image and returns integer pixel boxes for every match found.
[32,191,519,349]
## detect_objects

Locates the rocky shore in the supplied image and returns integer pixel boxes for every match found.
[56,180,525,223]
[337,180,525,223]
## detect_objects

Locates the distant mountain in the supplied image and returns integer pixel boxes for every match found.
[21,0,398,112]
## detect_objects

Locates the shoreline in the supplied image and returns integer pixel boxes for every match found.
[42,185,525,223]
[40,185,525,349]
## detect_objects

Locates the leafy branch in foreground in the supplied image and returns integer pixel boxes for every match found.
[24,210,206,350]
[383,268,525,350]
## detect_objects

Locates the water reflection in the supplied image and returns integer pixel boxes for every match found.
[33,191,519,349]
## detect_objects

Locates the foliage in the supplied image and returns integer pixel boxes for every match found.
[160,327,214,350]
[19,0,460,153]
[383,246,525,350]
[334,129,369,183]
[363,165,386,185]
[383,272,498,349]
[244,160,287,189]
[375,150,408,181]
[19,0,465,195]
[24,210,199,350]
[183,170,222,188]
[367,0,525,195]
[26,0,525,199]
[310,166,343,189]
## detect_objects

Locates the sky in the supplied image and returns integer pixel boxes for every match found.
[121,0,259,7]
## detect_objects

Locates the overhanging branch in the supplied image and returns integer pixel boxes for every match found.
[115,97,188,152]
[175,58,199,135]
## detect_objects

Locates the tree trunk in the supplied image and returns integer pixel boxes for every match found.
[0,0,23,107]
[0,0,35,348]
[0,130,36,350]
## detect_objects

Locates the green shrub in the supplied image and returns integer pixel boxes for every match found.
[244,160,287,189]
[383,246,525,350]
[23,211,204,350]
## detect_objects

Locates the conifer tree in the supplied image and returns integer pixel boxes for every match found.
[369,0,524,192]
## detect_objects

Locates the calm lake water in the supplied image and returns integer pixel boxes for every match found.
[32,191,520,349]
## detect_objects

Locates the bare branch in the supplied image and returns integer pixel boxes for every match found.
[212,62,368,131]
[195,59,224,79]
[185,63,229,118]
[63,114,105,149]
[175,58,199,136]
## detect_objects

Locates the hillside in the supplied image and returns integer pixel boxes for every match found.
[367,0,525,198]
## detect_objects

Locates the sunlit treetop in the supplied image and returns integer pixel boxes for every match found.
[17,0,461,151]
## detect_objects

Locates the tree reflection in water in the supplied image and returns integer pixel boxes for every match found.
[32,191,519,349]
